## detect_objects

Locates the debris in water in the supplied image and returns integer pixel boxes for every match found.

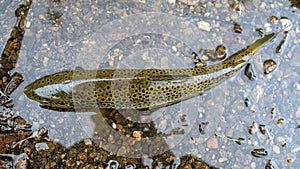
[214,132,246,144]
[276,31,288,53]
[251,148,268,158]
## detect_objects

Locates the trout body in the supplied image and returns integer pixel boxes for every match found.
[24,32,277,110]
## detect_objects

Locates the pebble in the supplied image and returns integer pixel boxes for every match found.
[207,137,218,149]
[215,45,227,60]
[183,164,192,169]
[112,122,116,129]
[264,23,272,33]
[172,46,177,52]
[269,16,278,23]
[116,124,123,130]
[117,146,127,155]
[133,131,143,139]
[218,157,227,163]
[263,59,277,75]
[251,162,256,168]
[233,23,242,34]
[249,121,258,135]
[280,17,293,31]
[84,138,92,145]
[260,2,266,8]
[197,21,211,32]
[26,21,31,28]
[35,142,49,151]
[233,1,244,12]
[2,76,8,83]
[276,117,285,124]
[273,145,280,154]
[77,153,87,161]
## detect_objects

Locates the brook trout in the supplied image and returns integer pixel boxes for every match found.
[24,32,279,110]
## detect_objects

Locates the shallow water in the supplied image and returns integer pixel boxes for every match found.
[1,0,300,168]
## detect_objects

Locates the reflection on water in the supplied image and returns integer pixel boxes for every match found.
[1,0,300,168]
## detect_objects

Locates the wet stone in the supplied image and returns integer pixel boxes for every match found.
[276,117,285,124]
[280,16,293,31]
[215,45,227,60]
[263,59,277,75]
[268,16,278,23]
[35,142,49,151]
[132,130,143,139]
[233,23,242,33]
[84,138,92,145]
[233,1,244,12]
[77,153,87,161]
[249,121,258,135]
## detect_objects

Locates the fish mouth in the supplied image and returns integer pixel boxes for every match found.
[23,83,32,98]
[23,82,39,101]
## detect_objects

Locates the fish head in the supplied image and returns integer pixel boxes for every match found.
[24,71,75,109]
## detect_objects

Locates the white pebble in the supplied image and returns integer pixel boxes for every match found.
[172,46,177,52]
[280,17,292,31]
[168,0,176,4]
[273,145,280,154]
[26,21,31,28]
[112,122,116,129]
[218,157,228,163]
[260,2,266,8]
[197,21,211,32]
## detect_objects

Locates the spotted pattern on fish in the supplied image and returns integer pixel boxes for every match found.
[24,32,278,110]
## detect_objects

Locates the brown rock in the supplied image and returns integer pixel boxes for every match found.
[183,164,192,169]
[77,153,87,161]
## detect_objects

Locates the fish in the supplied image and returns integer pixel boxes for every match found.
[24,31,280,111]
